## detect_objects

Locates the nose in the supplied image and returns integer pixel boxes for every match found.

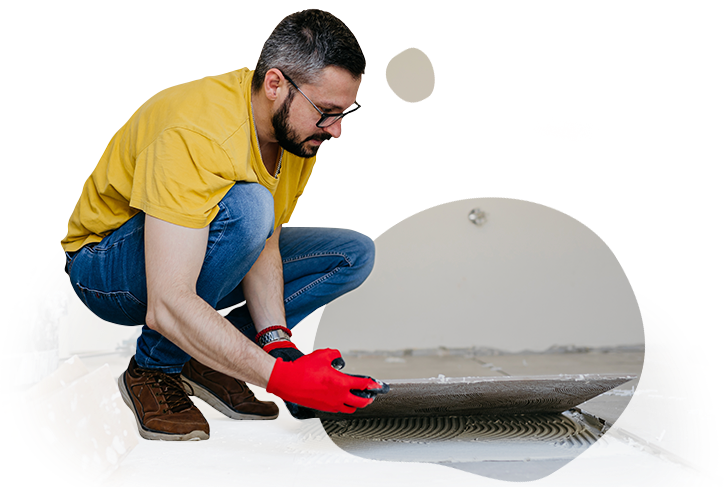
[323,119,342,138]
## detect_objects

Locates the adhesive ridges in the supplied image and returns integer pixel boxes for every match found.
[289,411,633,465]
[322,413,600,447]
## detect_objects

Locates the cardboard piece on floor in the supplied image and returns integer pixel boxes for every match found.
[317,373,636,419]
[17,356,138,485]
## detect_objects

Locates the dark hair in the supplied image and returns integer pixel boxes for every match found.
[251,9,365,92]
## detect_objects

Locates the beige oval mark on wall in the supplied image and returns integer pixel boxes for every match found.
[386,48,434,102]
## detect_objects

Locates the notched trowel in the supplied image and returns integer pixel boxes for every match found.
[351,378,390,399]
[332,356,391,399]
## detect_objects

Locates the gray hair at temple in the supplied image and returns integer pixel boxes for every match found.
[251,9,366,93]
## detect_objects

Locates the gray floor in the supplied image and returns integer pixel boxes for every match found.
[69,348,715,487]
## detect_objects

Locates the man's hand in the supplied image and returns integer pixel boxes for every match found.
[266,349,383,414]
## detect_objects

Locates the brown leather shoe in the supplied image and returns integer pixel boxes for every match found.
[181,357,279,420]
[118,356,210,441]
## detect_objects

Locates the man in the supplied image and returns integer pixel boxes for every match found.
[61,9,385,441]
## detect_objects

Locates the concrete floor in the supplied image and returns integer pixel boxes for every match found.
[6,347,716,487]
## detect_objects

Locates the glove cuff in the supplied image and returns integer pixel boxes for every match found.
[263,340,299,353]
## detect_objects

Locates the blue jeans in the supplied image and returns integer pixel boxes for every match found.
[65,182,375,373]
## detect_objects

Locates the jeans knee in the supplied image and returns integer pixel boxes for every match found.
[358,233,376,269]
[347,231,376,287]
[219,182,275,243]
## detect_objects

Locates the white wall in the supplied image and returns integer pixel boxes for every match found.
[315,198,644,353]
[56,196,646,357]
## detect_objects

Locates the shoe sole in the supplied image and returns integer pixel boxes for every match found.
[117,374,210,441]
[181,376,279,421]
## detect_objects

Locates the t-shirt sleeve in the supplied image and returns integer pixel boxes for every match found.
[130,128,237,228]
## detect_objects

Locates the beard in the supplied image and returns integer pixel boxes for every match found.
[272,91,331,158]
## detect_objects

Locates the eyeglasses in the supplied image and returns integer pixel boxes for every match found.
[281,72,361,128]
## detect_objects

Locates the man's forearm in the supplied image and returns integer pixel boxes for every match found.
[146,289,275,388]
[143,214,275,388]
[242,226,287,334]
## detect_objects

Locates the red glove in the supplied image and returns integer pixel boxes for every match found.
[266,348,380,413]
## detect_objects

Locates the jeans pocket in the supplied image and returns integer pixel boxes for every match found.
[75,284,147,326]
[64,251,76,276]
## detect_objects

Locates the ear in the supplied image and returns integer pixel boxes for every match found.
[263,69,285,102]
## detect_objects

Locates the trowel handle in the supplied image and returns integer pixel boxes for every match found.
[348,374,390,398]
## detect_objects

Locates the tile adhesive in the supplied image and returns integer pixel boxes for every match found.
[290,375,634,464]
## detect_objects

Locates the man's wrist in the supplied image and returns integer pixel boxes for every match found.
[256,325,293,348]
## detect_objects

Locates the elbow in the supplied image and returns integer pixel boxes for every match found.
[145,293,176,334]
[144,287,195,335]
[145,302,163,333]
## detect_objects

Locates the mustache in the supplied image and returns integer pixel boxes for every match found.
[305,134,332,142]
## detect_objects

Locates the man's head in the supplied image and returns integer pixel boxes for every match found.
[252,10,365,158]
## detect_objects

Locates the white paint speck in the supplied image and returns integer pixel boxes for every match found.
[40,426,58,445]
[98,396,111,411]
[111,436,126,454]
[105,446,118,464]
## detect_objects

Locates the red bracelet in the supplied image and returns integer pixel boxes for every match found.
[254,325,292,343]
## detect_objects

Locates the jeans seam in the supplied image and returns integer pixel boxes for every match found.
[89,225,144,253]
[75,283,143,303]
[281,253,355,303]
[282,252,354,268]
[204,201,229,265]
[284,267,343,304]
[75,283,146,324]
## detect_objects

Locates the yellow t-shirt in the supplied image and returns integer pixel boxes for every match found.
[61,68,315,252]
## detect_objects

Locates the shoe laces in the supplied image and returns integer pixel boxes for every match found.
[139,370,195,414]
